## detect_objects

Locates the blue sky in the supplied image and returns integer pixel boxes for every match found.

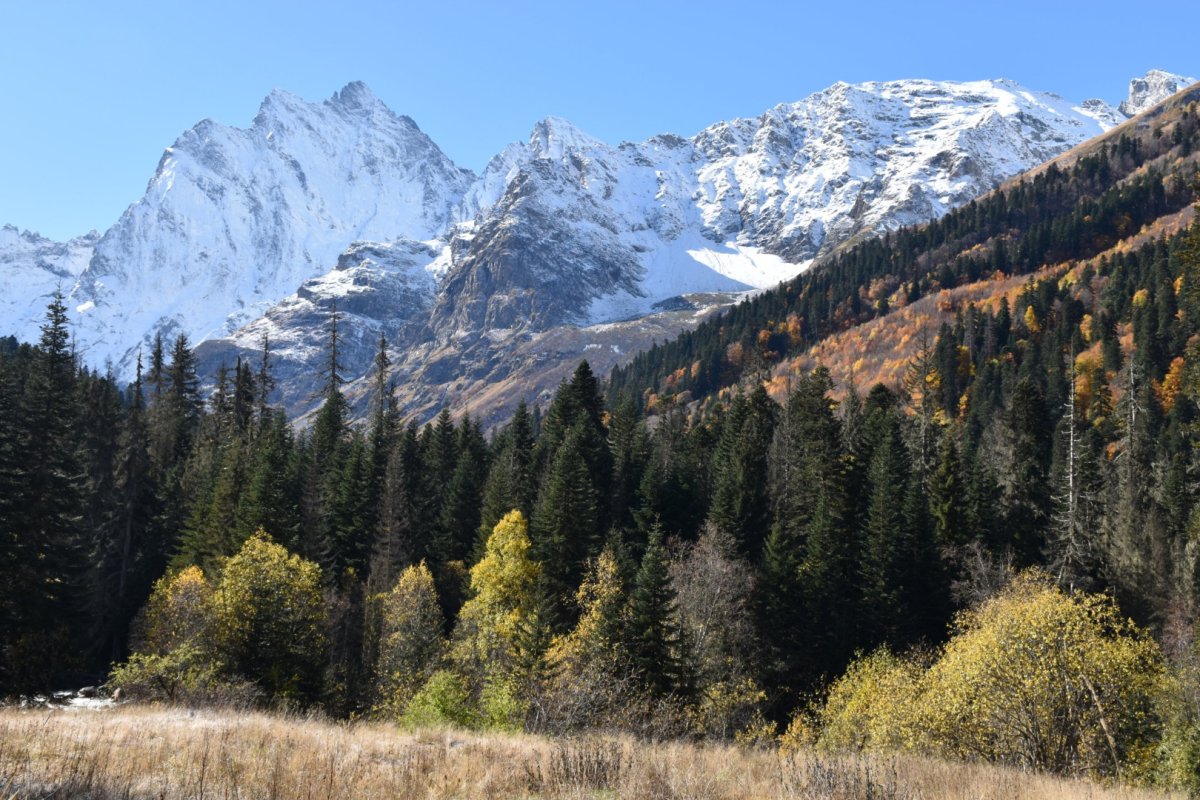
[2,0,1197,241]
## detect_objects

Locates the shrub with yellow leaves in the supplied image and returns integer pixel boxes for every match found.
[209,531,328,704]
[816,648,926,753]
[919,570,1163,778]
[802,571,1164,781]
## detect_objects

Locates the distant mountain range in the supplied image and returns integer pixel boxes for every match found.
[2,69,1193,425]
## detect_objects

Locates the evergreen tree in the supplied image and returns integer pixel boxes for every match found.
[764,368,852,684]
[708,385,776,556]
[1001,376,1053,564]
[5,292,86,690]
[304,304,349,567]
[237,411,300,551]
[105,356,159,663]
[607,394,649,533]
[531,427,601,620]
[929,429,967,548]
[859,407,908,645]
[436,414,489,567]
[626,523,687,697]
[536,362,612,529]
[478,400,536,550]
[328,432,373,577]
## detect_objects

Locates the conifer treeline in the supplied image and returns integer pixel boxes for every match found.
[3,206,1200,726]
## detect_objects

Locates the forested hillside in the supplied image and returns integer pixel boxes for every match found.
[5,85,1200,790]
[610,84,1200,408]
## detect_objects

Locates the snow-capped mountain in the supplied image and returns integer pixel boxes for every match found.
[5,81,472,371]
[3,70,1194,423]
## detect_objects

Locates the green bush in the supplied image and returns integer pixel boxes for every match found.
[107,644,261,707]
[479,675,527,731]
[401,670,479,729]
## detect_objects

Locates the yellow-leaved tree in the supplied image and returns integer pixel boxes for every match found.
[540,547,633,730]
[109,565,237,704]
[136,565,213,655]
[371,561,445,718]
[411,510,539,729]
[210,531,328,703]
[816,647,927,753]
[452,510,540,672]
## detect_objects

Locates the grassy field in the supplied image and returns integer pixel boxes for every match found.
[0,705,1182,800]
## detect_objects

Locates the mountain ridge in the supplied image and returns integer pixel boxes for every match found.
[2,69,1193,423]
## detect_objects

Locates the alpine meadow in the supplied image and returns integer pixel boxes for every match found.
[5,11,1200,797]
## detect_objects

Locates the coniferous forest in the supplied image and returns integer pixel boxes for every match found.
[6,92,1200,790]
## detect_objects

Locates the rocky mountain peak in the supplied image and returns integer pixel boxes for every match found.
[329,80,381,110]
[1120,69,1196,117]
[528,115,607,160]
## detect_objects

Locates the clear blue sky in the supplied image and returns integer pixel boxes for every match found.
[2,0,1197,241]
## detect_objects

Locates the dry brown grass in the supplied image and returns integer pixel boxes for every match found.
[0,705,1182,800]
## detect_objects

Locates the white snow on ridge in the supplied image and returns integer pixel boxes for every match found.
[0,225,98,343]
[1119,69,1196,117]
[2,69,1195,393]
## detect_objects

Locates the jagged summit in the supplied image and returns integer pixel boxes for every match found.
[1120,69,1196,117]
[329,80,381,109]
[528,115,607,160]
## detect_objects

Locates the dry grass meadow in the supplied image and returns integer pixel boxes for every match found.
[0,705,1184,800]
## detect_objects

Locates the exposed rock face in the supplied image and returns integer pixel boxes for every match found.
[1119,70,1196,117]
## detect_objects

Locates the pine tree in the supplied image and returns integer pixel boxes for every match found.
[607,394,649,533]
[147,334,202,564]
[76,368,124,667]
[106,355,159,663]
[304,304,349,568]
[436,414,489,568]
[929,429,966,548]
[535,362,612,529]
[531,426,601,620]
[255,332,276,426]
[1048,357,1101,588]
[626,523,686,697]
[237,411,300,550]
[6,292,86,690]
[859,409,908,645]
[1002,376,1052,564]
[328,432,373,576]
[708,385,776,556]
[763,368,850,689]
[478,400,537,552]
[370,434,413,596]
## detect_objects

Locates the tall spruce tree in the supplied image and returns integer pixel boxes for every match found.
[478,400,536,550]
[7,292,86,690]
[626,523,687,698]
[531,426,601,621]
[707,385,776,556]
[304,304,349,568]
